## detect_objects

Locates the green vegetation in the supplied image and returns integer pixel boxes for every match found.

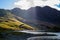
[0,9,36,33]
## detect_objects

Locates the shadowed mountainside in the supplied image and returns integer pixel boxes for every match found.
[11,6,60,31]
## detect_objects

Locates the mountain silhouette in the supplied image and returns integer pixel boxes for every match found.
[35,6,60,25]
[11,6,60,26]
[12,7,36,21]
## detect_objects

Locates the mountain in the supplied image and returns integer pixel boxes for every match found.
[11,8,25,17]
[36,6,60,25]
[0,9,35,32]
[12,7,36,21]
[11,6,60,31]
[11,6,60,26]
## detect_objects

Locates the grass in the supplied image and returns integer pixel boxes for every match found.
[0,17,35,32]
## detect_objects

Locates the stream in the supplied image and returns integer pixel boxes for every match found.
[0,30,60,40]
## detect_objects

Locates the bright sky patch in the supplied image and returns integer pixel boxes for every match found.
[14,0,60,10]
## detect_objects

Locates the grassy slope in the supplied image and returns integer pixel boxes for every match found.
[0,9,36,32]
[0,17,35,31]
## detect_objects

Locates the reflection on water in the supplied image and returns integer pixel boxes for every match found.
[0,30,60,40]
[27,36,60,40]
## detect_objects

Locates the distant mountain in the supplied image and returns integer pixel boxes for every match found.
[11,8,25,17]
[11,6,60,31]
[35,6,60,25]
[11,6,60,26]
[12,7,36,21]
[1,6,60,32]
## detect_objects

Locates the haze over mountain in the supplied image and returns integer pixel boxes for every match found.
[11,6,60,26]
[11,7,36,21]
[10,6,60,31]
[0,6,60,32]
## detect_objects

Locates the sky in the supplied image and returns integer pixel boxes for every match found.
[0,0,60,10]
[0,0,17,9]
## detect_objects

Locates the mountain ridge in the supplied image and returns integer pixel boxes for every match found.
[11,6,60,26]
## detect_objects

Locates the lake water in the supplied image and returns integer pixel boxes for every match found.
[0,30,60,40]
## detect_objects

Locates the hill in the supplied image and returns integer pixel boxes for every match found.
[12,6,60,25]
[36,6,60,25]
[0,9,36,32]
[11,6,60,31]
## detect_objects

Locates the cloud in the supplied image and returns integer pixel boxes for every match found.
[14,0,60,10]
